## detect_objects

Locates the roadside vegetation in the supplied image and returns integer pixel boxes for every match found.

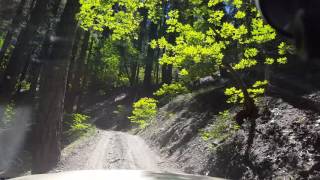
[66,113,93,138]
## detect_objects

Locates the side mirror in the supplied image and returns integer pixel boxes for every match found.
[255,0,320,60]
[255,0,301,39]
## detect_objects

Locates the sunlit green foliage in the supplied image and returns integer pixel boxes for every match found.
[78,0,165,40]
[224,80,268,104]
[0,34,4,48]
[16,80,31,92]
[0,44,15,72]
[87,36,133,90]
[235,11,246,19]
[209,10,225,24]
[250,18,276,43]
[78,0,143,40]
[68,113,92,136]
[154,83,190,99]
[0,101,15,128]
[277,57,288,64]
[0,34,11,71]
[201,110,240,142]
[143,0,165,22]
[151,1,280,70]
[233,59,257,70]
[129,98,157,129]
[278,42,288,55]
[265,57,275,65]
[79,0,164,92]
[150,0,288,107]
[95,38,120,82]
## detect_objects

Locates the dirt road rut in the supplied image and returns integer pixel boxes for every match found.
[54,130,179,173]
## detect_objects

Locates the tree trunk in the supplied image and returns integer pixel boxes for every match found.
[161,64,167,84]
[224,64,258,125]
[79,35,94,106]
[0,31,14,63]
[162,64,172,84]
[15,59,30,94]
[0,0,29,63]
[129,62,138,86]
[26,0,62,97]
[65,30,90,114]
[28,61,41,98]
[135,63,140,84]
[167,65,173,83]
[65,27,83,106]
[32,0,80,173]
[219,66,229,79]
[155,62,159,85]
[0,0,61,96]
[143,23,158,88]
[161,6,175,85]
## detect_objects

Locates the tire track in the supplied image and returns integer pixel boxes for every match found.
[55,130,180,173]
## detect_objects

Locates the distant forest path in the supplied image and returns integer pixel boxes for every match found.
[54,130,179,173]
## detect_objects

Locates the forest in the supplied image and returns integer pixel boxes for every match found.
[0,0,320,179]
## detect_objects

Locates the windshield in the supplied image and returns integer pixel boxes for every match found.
[1,0,320,179]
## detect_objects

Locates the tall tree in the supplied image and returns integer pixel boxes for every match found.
[0,0,30,63]
[161,64,173,84]
[0,0,61,97]
[32,0,80,173]
[143,23,158,87]
[26,0,64,96]
[65,30,90,114]
[65,27,83,104]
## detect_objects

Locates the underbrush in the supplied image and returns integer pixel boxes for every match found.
[154,83,190,105]
[129,98,158,129]
[0,101,16,128]
[201,110,240,145]
[64,113,95,142]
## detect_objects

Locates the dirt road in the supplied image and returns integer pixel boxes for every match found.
[54,130,179,173]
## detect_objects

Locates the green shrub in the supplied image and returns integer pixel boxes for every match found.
[1,101,16,128]
[201,110,240,142]
[129,98,158,129]
[154,83,189,99]
[115,76,130,87]
[0,44,15,71]
[68,113,92,136]
[224,80,268,104]
[15,80,31,92]
[0,35,4,48]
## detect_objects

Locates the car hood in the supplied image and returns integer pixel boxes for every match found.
[10,170,225,180]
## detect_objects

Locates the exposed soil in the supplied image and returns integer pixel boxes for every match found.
[205,97,320,179]
[141,87,320,179]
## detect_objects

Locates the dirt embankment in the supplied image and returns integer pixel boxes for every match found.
[141,87,320,179]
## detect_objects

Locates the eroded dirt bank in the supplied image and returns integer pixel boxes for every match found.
[141,88,320,179]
